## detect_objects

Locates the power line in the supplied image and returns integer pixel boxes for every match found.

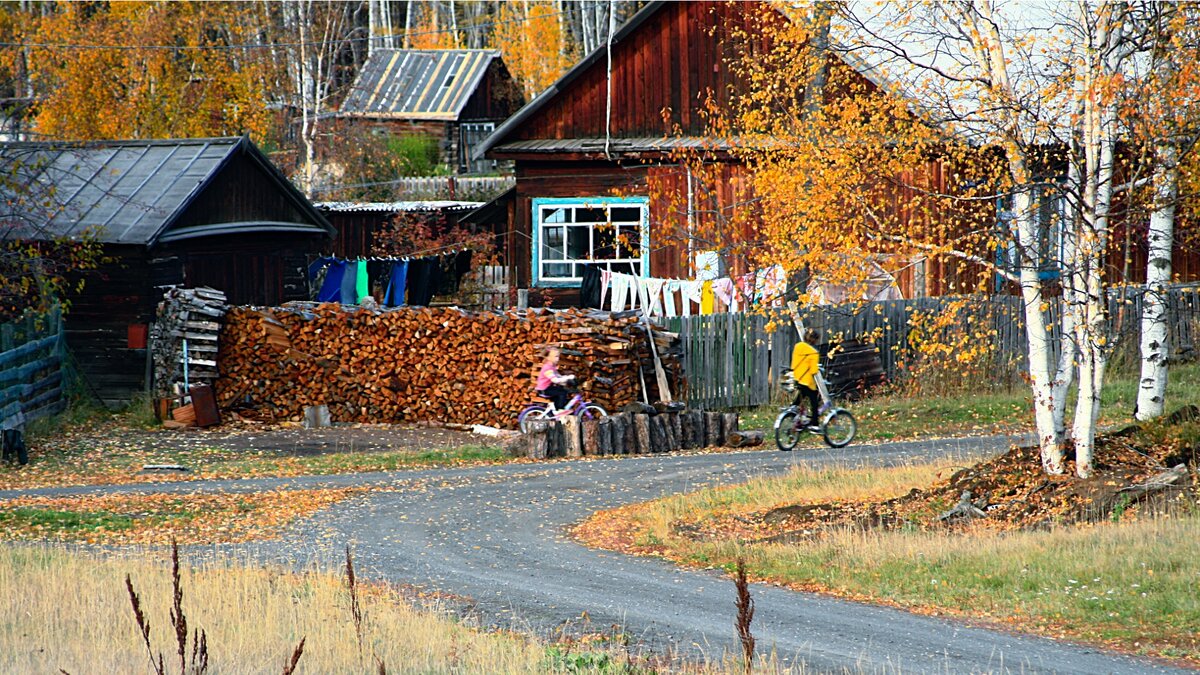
[0,6,571,52]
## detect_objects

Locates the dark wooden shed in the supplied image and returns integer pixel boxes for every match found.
[0,136,333,405]
[339,49,524,174]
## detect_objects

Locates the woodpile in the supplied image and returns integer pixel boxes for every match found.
[506,409,740,458]
[214,303,685,428]
[150,287,228,399]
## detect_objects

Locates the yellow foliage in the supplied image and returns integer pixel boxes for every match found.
[490,0,573,100]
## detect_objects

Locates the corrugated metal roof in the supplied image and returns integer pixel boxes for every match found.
[315,200,484,213]
[340,49,498,121]
[491,137,721,154]
[1,137,333,246]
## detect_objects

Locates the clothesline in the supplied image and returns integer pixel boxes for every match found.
[309,250,473,308]
[581,265,786,318]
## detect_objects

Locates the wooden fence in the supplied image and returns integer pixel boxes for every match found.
[667,288,1200,409]
[392,176,514,200]
[0,306,66,430]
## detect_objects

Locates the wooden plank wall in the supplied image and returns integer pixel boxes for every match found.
[0,306,66,429]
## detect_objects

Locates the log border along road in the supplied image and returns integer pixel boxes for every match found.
[4,434,1190,673]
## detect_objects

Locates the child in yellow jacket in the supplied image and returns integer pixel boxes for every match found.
[791,329,821,428]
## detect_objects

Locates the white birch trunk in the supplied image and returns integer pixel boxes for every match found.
[1136,141,1178,420]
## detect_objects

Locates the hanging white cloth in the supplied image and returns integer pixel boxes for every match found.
[600,270,613,308]
[644,278,666,316]
[610,273,630,311]
[662,280,678,317]
[680,280,702,317]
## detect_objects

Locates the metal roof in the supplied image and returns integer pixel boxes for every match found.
[0,136,333,246]
[315,200,484,213]
[339,49,499,121]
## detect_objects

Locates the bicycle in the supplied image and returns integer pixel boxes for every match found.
[773,370,857,450]
[517,391,608,432]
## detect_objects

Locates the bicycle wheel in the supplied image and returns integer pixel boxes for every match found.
[822,409,857,448]
[774,408,802,451]
[577,404,608,421]
[517,405,548,433]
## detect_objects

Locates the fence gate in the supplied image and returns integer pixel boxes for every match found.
[668,312,790,409]
[0,306,66,430]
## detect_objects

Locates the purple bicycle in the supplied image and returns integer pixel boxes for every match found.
[517,392,608,432]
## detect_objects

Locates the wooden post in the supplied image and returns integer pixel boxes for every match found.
[634,414,652,454]
[562,415,582,458]
[582,417,600,456]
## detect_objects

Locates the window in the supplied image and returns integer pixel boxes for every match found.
[996,187,1067,282]
[458,122,496,173]
[532,197,649,286]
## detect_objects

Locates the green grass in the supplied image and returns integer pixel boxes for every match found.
[738,361,1200,442]
[0,507,135,533]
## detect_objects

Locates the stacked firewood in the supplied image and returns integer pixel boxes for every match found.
[150,287,228,399]
[214,303,685,428]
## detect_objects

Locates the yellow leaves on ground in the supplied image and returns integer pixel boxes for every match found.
[0,488,363,546]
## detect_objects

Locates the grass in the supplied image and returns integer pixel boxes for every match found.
[738,361,1200,443]
[0,429,511,490]
[0,489,361,545]
[0,545,788,673]
[575,461,1200,663]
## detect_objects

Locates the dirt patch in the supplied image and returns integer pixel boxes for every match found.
[751,409,1200,542]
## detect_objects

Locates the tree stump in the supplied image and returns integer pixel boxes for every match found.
[635,414,652,454]
[680,411,701,449]
[668,412,683,451]
[650,414,670,453]
[727,430,764,448]
[527,420,552,459]
[561,415,582,458]
[722,412,739,441]
[704,412,724,447]
[582,418,600,456]
[614,413,633,454]
[598,417,614,455]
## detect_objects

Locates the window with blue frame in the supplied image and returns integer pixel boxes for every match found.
[532,197,649,286]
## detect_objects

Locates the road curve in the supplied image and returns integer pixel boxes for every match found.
[8,435,1190,673]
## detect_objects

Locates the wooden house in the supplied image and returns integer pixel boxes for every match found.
[0,136,334,405]
[338,49,524,174]
[317,200,484,258]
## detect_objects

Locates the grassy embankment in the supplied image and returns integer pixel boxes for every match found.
[0,545,784,674]
[577,419,1200,662]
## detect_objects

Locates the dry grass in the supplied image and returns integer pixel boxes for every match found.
[0,545,550,674]
[575,461,1200,663]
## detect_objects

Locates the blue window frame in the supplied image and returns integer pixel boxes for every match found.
[531,196,650,287]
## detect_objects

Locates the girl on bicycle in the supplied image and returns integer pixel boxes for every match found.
[791,329,821,430]
[535,347,575,412]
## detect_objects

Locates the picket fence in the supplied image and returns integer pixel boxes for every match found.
[392,176,514,200]
[0,306,66,430]
[667,288,1200,410]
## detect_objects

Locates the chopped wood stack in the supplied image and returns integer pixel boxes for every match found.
[150,287,228,399]
[507,409,741,458]
[214,303,685,428]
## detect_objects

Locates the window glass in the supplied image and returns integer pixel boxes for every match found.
[567,225,591,260]
[542,226,565,260]
[535,199,647,283]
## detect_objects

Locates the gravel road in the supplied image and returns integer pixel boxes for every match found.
[7,434,1191,673]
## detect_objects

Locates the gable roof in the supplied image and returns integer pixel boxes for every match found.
[340,49,500,121]
[475,1,931,160]
[0,136,333,246]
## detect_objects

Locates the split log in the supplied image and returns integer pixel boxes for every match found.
[561,415,582,458]
[727,430,764,448]
[582,418,600,456]
[1117,464,1189,499]
[635,414,652,454]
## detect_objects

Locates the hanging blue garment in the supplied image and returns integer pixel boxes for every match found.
[340,261,359,304]
[308,256,335,281]
[316,260,347,302]
[384,260,409,307]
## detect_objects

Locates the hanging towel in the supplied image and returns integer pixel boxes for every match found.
[757,264,786,306]
[384,260,409,307]
[340,261,359,304]
[662,280,678,317]
[307,256,334,281]
[645,278,666,317]
[599,270,613,308]
[356,260,369,302]
[316,260,346,302]
[610,273,630,312]
[712,277,735,307]
[681,280,703,317]
[580,265,602,309]
[406,257,440,307]
[700,280,715,314]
